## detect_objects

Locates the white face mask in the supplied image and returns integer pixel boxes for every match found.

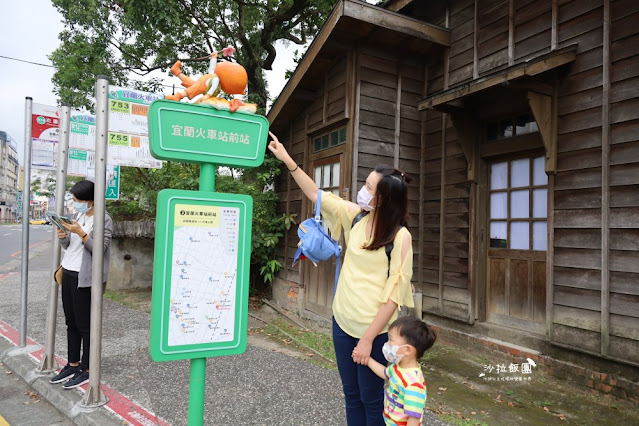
[382,342,408,364]
[74,201,90,213]
[357,186,375,211]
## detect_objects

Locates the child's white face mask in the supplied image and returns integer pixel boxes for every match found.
[382,342,408,364]
[357,186,375,211]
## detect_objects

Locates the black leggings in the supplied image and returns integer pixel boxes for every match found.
[61,269,91,370]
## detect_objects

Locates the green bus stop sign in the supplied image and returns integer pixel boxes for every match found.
[150,189,253,362]
[148,99,269,167]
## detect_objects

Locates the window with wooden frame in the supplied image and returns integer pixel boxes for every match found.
[489,156,548,251]
[313,127,347,153]
[485,113,539,143]
[309,126,347,234]
[313,157,341,197]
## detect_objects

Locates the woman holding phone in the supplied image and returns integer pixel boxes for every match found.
[48,180,113,389]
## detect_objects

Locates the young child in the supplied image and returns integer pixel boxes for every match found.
[361,316,437,426]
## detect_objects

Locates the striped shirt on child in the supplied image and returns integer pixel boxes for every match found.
[383,363,427,425]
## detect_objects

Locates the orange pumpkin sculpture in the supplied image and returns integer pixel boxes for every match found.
[215,61,248,95]
[165,48,257,114]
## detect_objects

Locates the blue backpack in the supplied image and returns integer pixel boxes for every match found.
[293,190,342,289]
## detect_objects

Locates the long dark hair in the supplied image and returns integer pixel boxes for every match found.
[363,165,412,251]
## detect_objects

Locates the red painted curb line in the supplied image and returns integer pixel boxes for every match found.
[0,272,18,282]
[0,320,169,426]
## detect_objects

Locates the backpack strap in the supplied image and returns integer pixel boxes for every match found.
[314,190,341,295]
[351,210,368,228]
[315,190,322,222]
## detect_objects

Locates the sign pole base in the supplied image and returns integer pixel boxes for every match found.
[35,353,60,374]
[187,357,206,425]
[80,384,108,408]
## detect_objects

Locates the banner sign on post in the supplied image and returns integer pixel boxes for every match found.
[106,166,120,200]
[86,165,120,200]
[68,148,94,177]
[68,110,97,177]
[69,112,97,151]
[148,100,269,168]
[150,190,252,362]
[108,86,163,169]
[31,103,60,170]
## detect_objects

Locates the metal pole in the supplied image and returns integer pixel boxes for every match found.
[187,162,215,425]
[38,104,71,372]
[19,97,33,348]
[81,76,109,407]
[188,357,206,426]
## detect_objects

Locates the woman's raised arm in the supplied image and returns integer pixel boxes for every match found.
[268,131,319,204]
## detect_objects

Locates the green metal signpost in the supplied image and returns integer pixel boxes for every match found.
[148,100,267,425]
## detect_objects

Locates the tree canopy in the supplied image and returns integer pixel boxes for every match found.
[50,0,335,110]
[48,0,335,291]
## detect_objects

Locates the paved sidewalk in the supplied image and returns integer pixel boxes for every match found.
[0,345,72,426]
[0,270,449,425]
[0,270,344,425]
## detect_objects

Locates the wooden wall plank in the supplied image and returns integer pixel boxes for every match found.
[609,335,639,364]
[557,146,602,170]
[554,167,602,190]
[611,97,639,124]
[555,228,601,249]
[554,247,602,269]
[555,285,601,311]
[610,185,639,208]
[610,141,639,166]
[610,164,639,186]
[554,187,601,209]
[515,9,551,44]
[610,314,639,340]
[610,250,639,274]
[610,293,639,318]
[558,107,602,134]
[554,266,601,290]
[560,67,603,95]
[554,209,601,228]
[556,127,601,153]
[553,324,601,353]
[554,304,601,332]
[610,271,639,295]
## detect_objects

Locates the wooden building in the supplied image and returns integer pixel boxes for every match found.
[267,0,639,374]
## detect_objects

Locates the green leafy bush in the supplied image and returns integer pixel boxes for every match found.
[107,158,295,293]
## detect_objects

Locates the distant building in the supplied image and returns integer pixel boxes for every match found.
[0,131,19,222]
[17,165,55,220]
[30,169,56,219]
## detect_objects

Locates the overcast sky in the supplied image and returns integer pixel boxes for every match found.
[0,0,300,164]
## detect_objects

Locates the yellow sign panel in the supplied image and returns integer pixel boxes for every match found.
[174,204,219,227]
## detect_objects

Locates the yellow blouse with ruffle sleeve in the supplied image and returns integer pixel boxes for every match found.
[320,191,414,339]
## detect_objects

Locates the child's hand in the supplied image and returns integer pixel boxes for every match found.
[352,339,372,365]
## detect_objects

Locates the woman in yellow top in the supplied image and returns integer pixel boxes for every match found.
[268,132,415,425]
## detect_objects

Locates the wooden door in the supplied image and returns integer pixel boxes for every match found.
[486,156,548,334]
[303,155,343,318]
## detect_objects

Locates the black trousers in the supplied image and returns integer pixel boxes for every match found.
[61,269,91,370]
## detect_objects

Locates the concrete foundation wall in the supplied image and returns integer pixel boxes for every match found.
[272,277,301,314]
[107,237,154,290]
[106,220,155,290]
